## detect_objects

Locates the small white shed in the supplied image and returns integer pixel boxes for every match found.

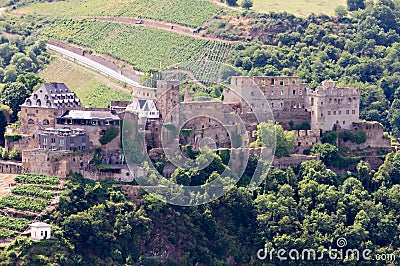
[30,222,51,240]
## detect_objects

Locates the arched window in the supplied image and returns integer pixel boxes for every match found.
[28,119,34,125]
[43,119,50,125]
[36,99,41,106]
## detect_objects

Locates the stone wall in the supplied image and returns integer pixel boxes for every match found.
[22,150,92,177]
[338,121,392,150]
[0,160,22,174]
[307,81,360,132]
[5,135,38,152]
[293,130,321,154]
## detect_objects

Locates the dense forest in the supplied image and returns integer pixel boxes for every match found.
[0,151,399,265]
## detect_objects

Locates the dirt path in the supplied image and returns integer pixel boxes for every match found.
[81,16,240,44]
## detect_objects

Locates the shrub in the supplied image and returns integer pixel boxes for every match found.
[339,130,367,144]
[4,133,22,142]
[99,127,119,145]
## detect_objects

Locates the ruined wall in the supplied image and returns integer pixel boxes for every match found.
[293,130,321,154]
[0,160,22,174]
[224,76,311,130]
[5,135,38,152]
[338,121,392,150]
[22,150,92,177]
[273,154,318,169]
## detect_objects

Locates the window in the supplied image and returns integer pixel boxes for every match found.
[346,110,350,115]
[343,121,346,125]
[28,119,34,125]
[271,79,275,86]
[59,139,64,145]
[333,111,336,115]
[328,111,331,115]
[279,79,284,86]
[311,98,314,106]
[293,90,296,95]
[280,90,283,96]
[338,110,342,115]
[43,119,49,125]
[43,138,47,144]
[352,110,356,114]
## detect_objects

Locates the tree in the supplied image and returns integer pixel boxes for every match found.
[347,0,365,11]
[256,121,294,158]
[241,0,253,10]
[226,0,238,6]
[310,143,339,166]
[9,148,20,161]
[0,82,30,121]
[335,5,348,19]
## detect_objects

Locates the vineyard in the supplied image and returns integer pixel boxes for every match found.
[16,0,223,27]
[40,57,132,108]
[41,20,236,76]
[0,174,61,241]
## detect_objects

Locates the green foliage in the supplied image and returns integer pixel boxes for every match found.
[12,184,56,199]
[321,131,338,145]
[347,0,366,11]
[339,130,367,144]
[20,0,223,28]
[335,5,348,19]
[14,173,60,185]
[311,143,340,166]
[41,20,233,72]
[4,133,22,142]
[8,147,19,160]
[1,148,8,160]
[99,127,119,145]
[256,121,294,157]
[241,0,253,10]
[0,195,49,212]
[0,217,30,231]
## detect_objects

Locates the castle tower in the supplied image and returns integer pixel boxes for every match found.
[155,80,180,121]
[306,81,360,132]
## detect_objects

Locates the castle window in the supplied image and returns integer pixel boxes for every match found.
[43,119,49,125]
[311,98,314,106]
[279,79,284,86]
[328,111,331,115]
[329,98,332,103]
[271,79,275,86]
[333,111,336,115]
[293,90,296,95]
[338,110,341,115]
[292,79,296,84]
[28,119,34,125]
[343,121,346,125]
[280,90,283,96]
[348,98,352,103]
[346,110,350,115]
[352,110,356,114]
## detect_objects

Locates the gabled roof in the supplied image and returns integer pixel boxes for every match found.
[30,222,51,228]
[21,83,82,109]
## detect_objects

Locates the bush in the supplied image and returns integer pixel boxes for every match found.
[322,131,338,145]
[9,148,20,160]
[4,133,22,142]
[339,130,367,144]
[99,127,120,145]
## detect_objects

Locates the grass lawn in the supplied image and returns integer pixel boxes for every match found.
[39,56,132,108]
[250,0,346,16]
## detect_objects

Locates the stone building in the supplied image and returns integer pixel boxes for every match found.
[307,81,360,132]
[20,83,82,134]
[36,128,89,151]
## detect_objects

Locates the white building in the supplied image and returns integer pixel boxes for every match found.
[126,100,159,119]
[30,222,51,240]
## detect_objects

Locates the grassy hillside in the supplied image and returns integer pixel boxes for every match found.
[40,56,132,108]
[40,20,234,73]
[15,0,223,27]
[251,0,346,16]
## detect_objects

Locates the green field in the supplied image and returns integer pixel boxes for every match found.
[16,0,223,27]
[40,20,234,73]
[250,0,346,16]
[40,56,132,108]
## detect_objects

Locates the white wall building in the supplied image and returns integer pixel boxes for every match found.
[30,222,51,240]
[126,100,159,119]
